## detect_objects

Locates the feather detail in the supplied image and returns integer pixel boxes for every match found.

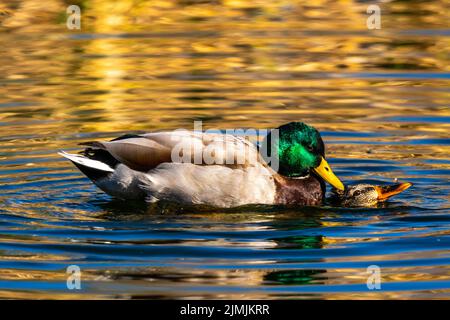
[139,163,276,208]
[58,151,114,172]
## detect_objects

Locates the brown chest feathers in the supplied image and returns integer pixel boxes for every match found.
[274,174,325,206]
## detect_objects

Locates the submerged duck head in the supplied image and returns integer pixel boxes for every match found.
[265,122,345,191]
[330,182,413,207]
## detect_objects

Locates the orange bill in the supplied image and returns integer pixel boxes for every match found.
[374,183,413,201]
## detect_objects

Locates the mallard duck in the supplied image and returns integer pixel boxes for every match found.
[59,122,344,208]
[330,182,412,207]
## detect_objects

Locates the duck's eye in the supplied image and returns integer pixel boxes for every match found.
[306,145,314,152]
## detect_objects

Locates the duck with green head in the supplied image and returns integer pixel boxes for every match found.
[59,122,344,208]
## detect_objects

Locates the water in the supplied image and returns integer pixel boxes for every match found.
[0,0,449,299]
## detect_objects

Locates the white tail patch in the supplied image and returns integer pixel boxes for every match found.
[58,151,114,172]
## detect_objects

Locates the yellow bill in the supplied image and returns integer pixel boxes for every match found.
[313,157,345,191]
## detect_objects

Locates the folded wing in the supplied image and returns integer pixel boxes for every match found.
[82,130,262,172]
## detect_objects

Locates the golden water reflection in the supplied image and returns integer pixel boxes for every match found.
[0,0,449,299]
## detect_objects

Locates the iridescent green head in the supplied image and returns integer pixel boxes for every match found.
[265,122,344,190]
[277,122,325,176]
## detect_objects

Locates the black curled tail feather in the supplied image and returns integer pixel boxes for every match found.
[81,148,120,169]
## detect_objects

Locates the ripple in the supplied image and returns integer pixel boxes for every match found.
[0,0,449,299]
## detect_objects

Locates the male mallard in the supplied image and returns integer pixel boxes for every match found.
[59,122,344,208]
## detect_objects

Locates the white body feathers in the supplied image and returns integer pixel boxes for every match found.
[59,131,277,207]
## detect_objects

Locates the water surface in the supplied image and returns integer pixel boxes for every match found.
[0,0,449,299]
